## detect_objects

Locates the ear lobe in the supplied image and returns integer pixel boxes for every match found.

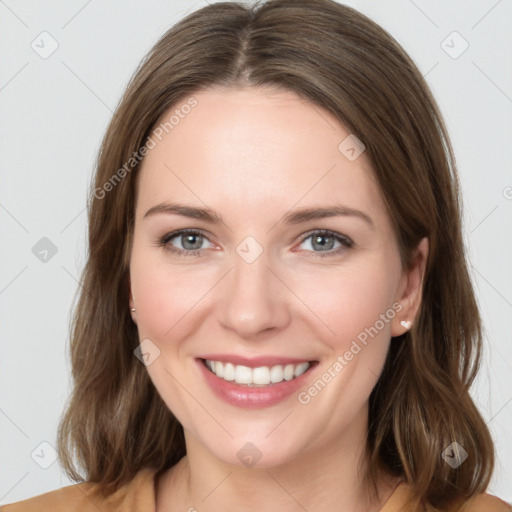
[126,273,137,323]
[391,237,429,336]
[129,294,137,325]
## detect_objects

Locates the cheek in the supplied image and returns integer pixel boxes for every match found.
[290,260,399,351]
[130,246,217,340]
[129,248,214,424]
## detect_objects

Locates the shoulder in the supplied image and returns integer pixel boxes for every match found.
[448,493,512,512]
[384,482,511,512]
[0,468,158,512]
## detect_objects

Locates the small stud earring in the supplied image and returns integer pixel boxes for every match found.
[400,320,412,329]
[130,308,136,312]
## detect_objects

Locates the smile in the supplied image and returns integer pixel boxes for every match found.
[203,359,311,386]
[197,357,319,408]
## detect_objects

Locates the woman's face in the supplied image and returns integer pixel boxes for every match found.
[129,86,425,469]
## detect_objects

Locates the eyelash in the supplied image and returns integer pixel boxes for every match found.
[156,228,353,258]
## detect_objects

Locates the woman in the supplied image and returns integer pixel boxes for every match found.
[3,0,510,510]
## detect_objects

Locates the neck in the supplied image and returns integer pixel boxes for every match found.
[156,406,398,512]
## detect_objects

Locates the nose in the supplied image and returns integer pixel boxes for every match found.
[216,250,291,338]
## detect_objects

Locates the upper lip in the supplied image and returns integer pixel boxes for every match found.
[197,354,317,368]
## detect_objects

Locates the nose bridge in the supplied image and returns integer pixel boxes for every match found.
[217,243,290,336]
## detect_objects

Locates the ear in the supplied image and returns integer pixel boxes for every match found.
[391,237,429,336]
[127,273,137,324]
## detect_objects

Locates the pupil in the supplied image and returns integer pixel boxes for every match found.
[183,234,202,250]
[313,235,333,251]
[180,234,335,251]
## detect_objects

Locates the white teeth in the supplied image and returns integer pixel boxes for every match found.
[270,365,284,383]
[235,365,252,384]
[252,366,270,385]
[223,362,235,381]
[205,359,312,386]
[294,362,310,378]
[283,364,295,381]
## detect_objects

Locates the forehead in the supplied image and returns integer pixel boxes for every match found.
[136,87,388,230]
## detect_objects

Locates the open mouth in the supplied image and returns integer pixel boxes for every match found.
[201,358,319,387]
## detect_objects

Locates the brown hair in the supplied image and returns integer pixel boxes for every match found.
[57,0,494,508]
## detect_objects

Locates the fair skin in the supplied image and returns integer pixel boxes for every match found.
[128,86,428,512]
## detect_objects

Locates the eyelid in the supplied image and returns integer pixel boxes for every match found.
[158,228,353,257]
[296,229,353,246]
[160,227,212,244]
[156,228,213,256]
[293,229,353,257]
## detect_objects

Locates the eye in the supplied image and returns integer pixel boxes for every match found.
[296,230,353,257]
[157,229,214,257]
[156,228,353,258]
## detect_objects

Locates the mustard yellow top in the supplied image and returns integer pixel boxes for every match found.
[1,468,510,512]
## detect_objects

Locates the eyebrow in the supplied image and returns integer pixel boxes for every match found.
[143,202,374,228]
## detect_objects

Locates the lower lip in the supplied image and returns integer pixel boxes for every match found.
[196,359,317,409]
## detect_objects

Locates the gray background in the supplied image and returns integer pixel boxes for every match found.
[1,0,511,504]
